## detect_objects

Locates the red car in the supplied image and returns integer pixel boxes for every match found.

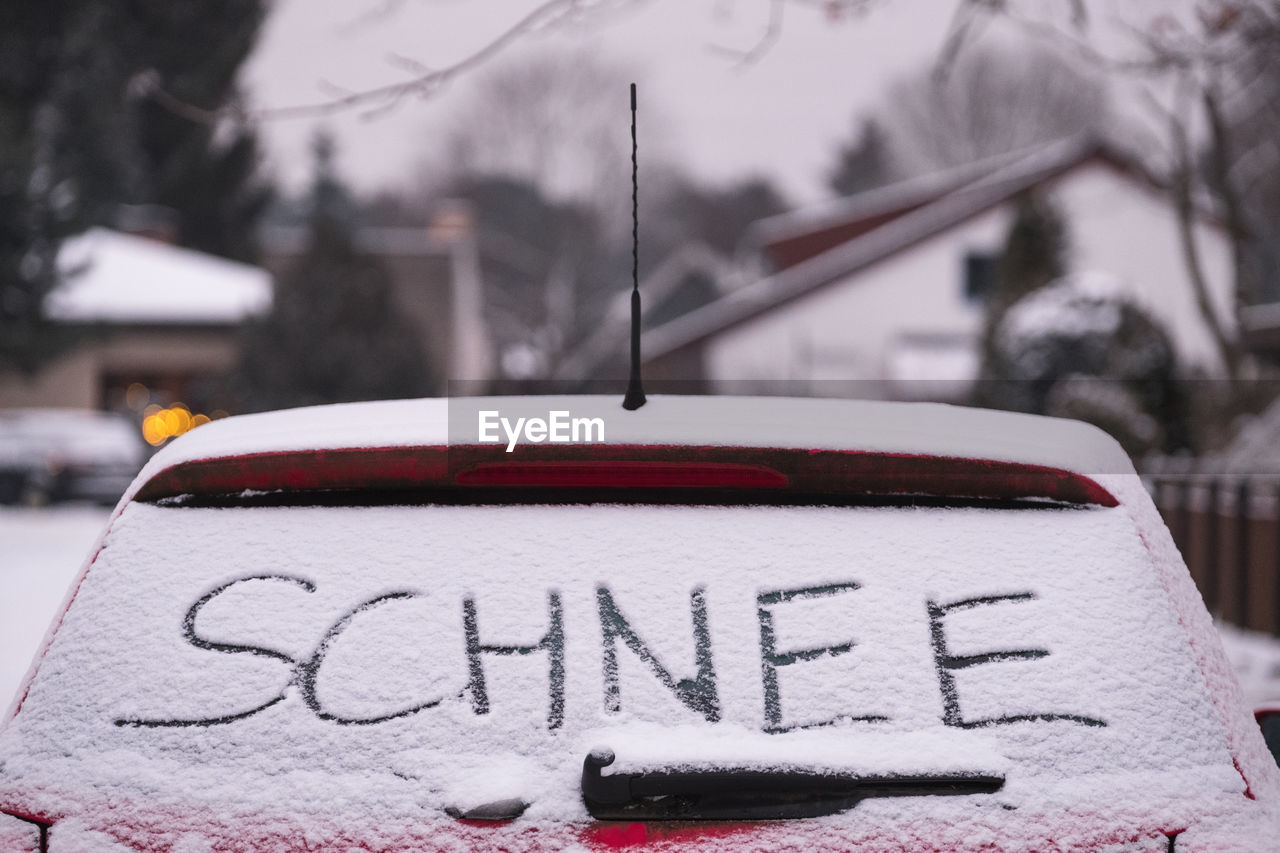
[1,396,1276,851]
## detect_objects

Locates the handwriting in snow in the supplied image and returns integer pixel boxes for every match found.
[115,575,1104,732]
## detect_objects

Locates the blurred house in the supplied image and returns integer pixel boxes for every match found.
[0,227,271,413]
[258,201,492,387]
[552,242,735,385]
[641,136,1236,397]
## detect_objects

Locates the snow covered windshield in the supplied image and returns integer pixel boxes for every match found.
[0,501,1246,850]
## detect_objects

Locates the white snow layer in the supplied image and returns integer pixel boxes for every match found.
[1218,622,1280,707]
[0,508,110,718]
[48,228,270,324]
[1000,270,1129,349]
[2,498,1277,850]
[126,395,1136,505]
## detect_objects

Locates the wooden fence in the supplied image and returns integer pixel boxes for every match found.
[1150,477,1280,636]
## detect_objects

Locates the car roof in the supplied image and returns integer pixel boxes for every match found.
[139,396,1132,475]
[122,396,1134,506]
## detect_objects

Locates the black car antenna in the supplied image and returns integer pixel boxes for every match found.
[622,82,647,411]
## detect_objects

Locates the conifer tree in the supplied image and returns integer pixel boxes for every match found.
[129,0,272,262]
[827,118,894,197]
[235,133,433,410]
[0,1,272,374]
[979,190,1069,369]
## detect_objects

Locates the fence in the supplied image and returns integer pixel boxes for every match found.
[1150,476,1280,636]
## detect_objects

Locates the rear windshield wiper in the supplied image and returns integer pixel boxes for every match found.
[581,747,1004,821]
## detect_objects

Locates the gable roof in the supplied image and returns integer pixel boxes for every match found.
[49,228,271,325]
[644,135,1160,362]
[748,143,1067,273]
[552,242,734,381]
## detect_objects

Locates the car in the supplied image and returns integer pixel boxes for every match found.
[0,409,147,506]
[0,395,1277,852]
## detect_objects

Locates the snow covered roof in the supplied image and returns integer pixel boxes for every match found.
[644,137,1160,361]
[127,395,1136,502]
[48,228,271,324]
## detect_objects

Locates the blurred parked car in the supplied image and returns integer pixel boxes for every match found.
[0,409,146,506]
[0,396,1276,851]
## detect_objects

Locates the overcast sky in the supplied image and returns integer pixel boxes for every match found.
[241,0,1182,206]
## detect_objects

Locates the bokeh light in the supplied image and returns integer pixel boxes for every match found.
[140,402,214,446]
[125,382,150,411]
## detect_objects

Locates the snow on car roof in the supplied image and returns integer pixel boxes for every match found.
[129,395,1135,501]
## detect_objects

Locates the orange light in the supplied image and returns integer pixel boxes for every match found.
[172,407,193,434]
[142,414,167,446]
[157,408,180,435]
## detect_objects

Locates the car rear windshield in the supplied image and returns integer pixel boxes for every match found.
[0,501,1245,849]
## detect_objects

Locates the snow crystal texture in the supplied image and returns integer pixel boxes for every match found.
[2,500,1276,850]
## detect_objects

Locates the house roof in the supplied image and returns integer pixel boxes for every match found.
[644,136,1159,362]
[552,242,733,381]
[49,228,271,325]
[747,143,1067,273]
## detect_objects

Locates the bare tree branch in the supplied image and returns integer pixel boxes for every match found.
[704,0,879,67]
[145,0,892,121]
[336,0,412,34]
[143,0,640,124]
[706,0,785,66]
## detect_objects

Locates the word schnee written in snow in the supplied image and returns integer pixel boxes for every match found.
[115,576,1105,732]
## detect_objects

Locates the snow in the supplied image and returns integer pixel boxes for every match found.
[129,395,1138,504]
[1217,394,1280,475]
[0,389,1277,849]
[0,508,109,716]
[1218,622,1280,707]
[999,270,1128,351]
[0,810,40,852]
[1,499,1275,849]
[48,228,271,324]
[593,725,1009,778]
[884,334,979,400]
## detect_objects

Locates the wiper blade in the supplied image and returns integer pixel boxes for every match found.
[581,747,1004,821]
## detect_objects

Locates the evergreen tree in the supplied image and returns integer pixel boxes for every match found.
[0,2,117,373]
[0,1,272,374]
[979,190,1069,368]
[982,272,1190,455]
[235,133,432,411]
[827,117,894,197]
[654,176,790,257]
[128,0,272,262]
